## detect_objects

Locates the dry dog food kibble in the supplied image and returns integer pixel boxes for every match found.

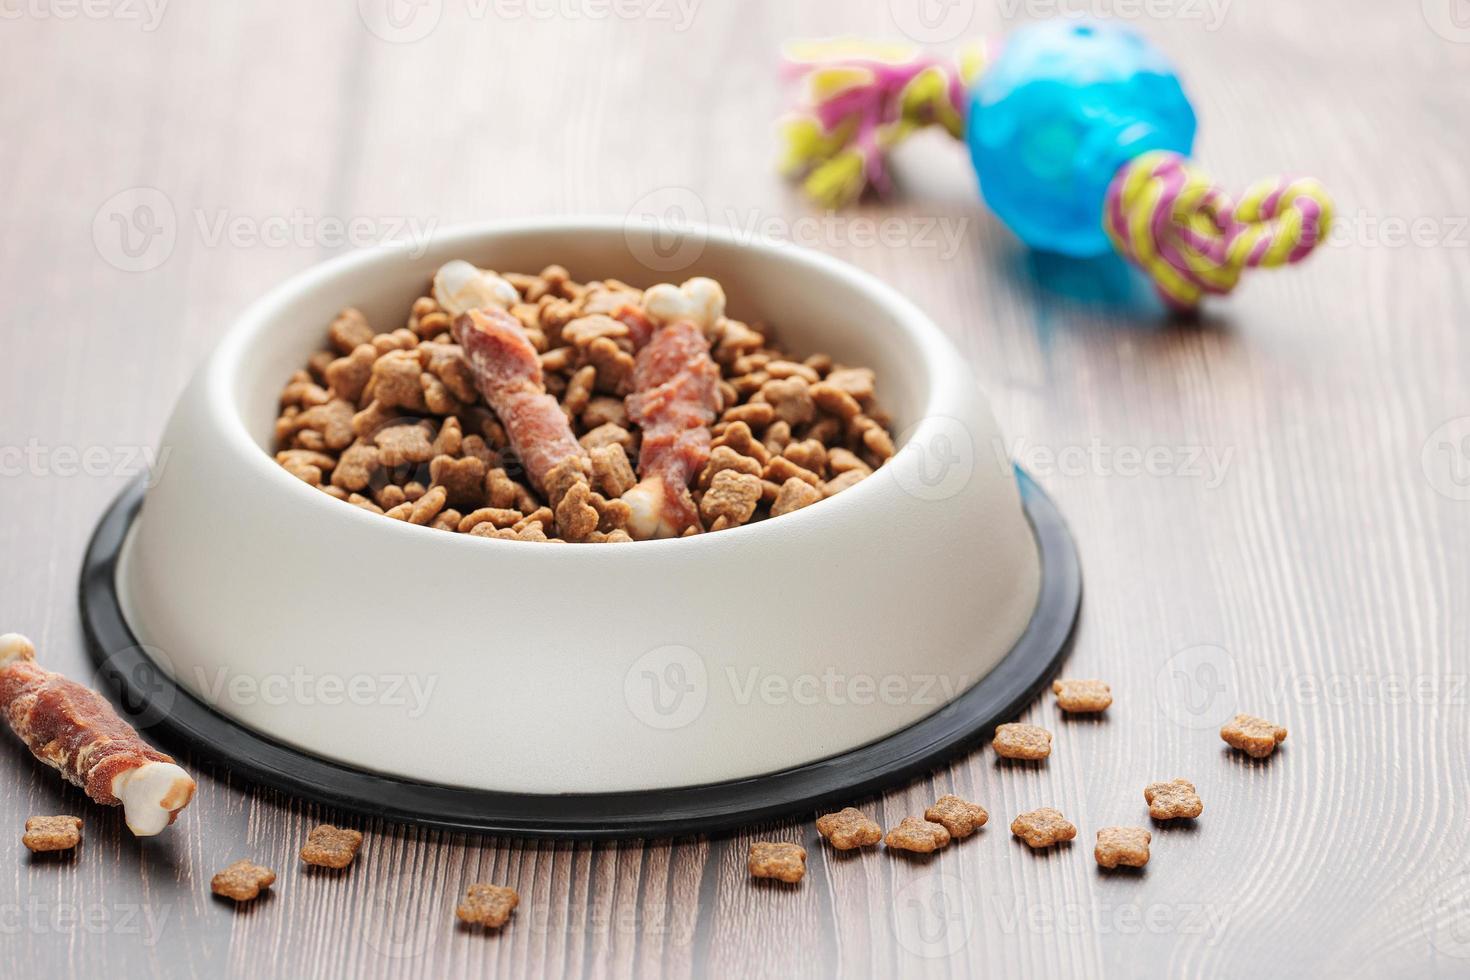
[23,815,81,853]
[748,841,807,882]
[1094,827,1151,869]
[924,795,989,839]
[1010,808,1077,849]
[815,807,882,850]
[274,266,897,542]
[456,883,519,928]
[993,723,1053,760]
[1144,779,1203,820]
[300,824,364,869]
[1052,679,1112,713]
[1220,713,1288,758]
[211,860,277,902]
[884,816,952,853]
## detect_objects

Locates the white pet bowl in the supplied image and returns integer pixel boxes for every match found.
[88,219,1058,827]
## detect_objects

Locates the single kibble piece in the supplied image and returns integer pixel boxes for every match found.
[1220,713,1288,758]
[884,816,952,854]
[993,723,1052,760]
[1095,827,1151,869]
[1010,808,1077,849]
[1144,779,1203,820]
[300,824,364,869]
[23,815,82,853]
[815,807,882,850]
[211,860,277,902]
[456,883,519,928]
[924,795,989,839]
[749,841,806,883]
[1051,679,1112,713]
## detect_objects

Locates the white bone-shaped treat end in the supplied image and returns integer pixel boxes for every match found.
[0,633,36,667]
[433,259,520,317]
[621,478,679,540]
[112,762,196,837]
[643,277,725,331]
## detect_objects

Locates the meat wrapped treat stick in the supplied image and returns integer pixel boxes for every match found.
[621,279,725,539]
[434,258,592,499]
[0,633,195,837]
[452,305,590,497]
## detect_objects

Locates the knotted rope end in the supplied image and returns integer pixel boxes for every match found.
[1105,150,1335,309]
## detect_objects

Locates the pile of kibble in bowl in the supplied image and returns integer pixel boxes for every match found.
[272,262,896,543]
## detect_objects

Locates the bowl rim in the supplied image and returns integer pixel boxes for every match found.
[203,216,969,551]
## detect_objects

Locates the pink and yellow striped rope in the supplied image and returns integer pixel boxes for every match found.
[1104,151,1334,309]
[778,39,991,209]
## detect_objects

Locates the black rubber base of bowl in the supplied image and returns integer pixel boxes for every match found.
[79,470,1080,840]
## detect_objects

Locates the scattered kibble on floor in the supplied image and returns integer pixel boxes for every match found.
[22,815,81,853]
[299,824,364,869]
[211,860,276,902]
[1220,713,1288,758]
[885,816,952,853]
[1052,678,1113,713]
[993,722,1053,760]
[1011,808,1077,849]
[748,842,807,883]
[1095,827,1151,869]
[1145,779,1204,820]
[815,807,882,850]
[456,884,519,928]
[924,795,989,838]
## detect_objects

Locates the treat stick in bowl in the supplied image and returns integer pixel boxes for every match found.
[621,313,723,539]
[435,260,595,501]
[0,633,196,837]
[452,305,590,498]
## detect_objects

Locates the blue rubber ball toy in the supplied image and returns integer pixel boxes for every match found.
[967,20,1197,257]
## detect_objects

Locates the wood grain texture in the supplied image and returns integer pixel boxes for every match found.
[1,2,1467,977]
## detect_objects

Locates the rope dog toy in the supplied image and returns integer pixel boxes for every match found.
[779,21,1333,309]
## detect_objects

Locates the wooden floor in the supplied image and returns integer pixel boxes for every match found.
[2,2,1467,977]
